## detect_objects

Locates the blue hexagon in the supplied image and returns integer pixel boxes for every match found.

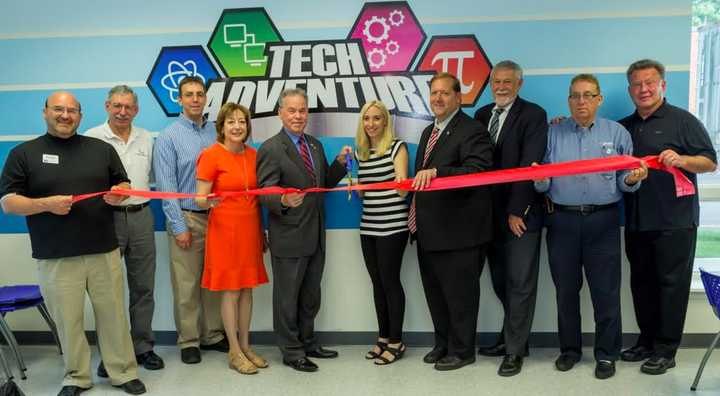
[146,46,220,116]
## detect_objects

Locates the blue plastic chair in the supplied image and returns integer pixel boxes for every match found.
[0,285,62,380]
[691,269,720,391]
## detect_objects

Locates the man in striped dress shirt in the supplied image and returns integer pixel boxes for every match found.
[153,76,227,365]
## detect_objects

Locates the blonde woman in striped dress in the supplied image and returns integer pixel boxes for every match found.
[355,100,410,365]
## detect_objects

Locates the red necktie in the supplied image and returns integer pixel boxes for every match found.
[408,127,440,234]
[298,134,317,186]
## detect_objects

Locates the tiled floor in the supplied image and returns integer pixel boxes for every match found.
[5,345,720,395]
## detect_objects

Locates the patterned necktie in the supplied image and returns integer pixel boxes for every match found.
[298,134,316,185]
[489,107,505,143]
[408,126,441,234]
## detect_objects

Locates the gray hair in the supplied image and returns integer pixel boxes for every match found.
[626,59,666,82]
[492,60,523,80]
[107,85,138,104]
[278,88,308,108]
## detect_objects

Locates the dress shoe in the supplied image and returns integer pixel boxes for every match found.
[57,385,90,396]
[620,345,654,362]
[555,353,581,372]
[136,350,164,370]
[306,346,339,359]
[180,347,202,364]
[423,347,447,364]
[498,354,523,377]
[434,355,476,371]
[640,356,676,375]
[478,342,506,357]
[200,337,230,353]
[113,379,147,395]
[283,357,319,372]
[595,360,616,379]
[97,361,108,378]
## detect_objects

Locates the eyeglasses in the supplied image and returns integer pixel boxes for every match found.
[110,103,136,112]
[49,106,80,115]
[630,79,661,89]
[569,92,600,101]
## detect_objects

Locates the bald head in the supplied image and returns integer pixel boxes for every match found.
[44,91,82,139]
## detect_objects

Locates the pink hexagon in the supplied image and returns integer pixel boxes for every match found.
[347,2,426,73]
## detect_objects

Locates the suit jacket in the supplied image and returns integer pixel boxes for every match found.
[474,97,548,236]
[414,110,494,251]
[256,130,346,257]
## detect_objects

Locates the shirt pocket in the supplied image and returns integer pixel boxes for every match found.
[600,142,616,180]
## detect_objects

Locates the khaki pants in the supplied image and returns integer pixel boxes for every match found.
[168,211,223,348]
[37,249,138,388]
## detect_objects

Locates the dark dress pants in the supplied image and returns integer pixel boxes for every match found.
[546,207,622,361]
[487,230,541,355]
[418,241,484,359]
[625,228,697,358]
[114,206,157,355]
[360,232,409,343]
[271,246,325,361]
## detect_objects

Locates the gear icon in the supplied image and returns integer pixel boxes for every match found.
[385,40,400,55]
[388,9,405,27]
[362,16,391,44]
[367,48,387,69]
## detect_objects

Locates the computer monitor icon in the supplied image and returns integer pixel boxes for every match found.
[223,24,267,67]
[224,24,247,47]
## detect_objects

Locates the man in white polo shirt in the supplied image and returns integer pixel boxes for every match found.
[85,85,164,375]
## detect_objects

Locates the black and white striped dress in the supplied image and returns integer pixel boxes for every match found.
[358,140,409,237]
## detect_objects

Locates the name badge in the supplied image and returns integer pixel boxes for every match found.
[42,154,59,164]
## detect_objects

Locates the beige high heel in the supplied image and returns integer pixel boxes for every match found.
[243,349,268,368]
[228,351,258,374]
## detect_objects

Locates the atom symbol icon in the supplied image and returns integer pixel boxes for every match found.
[161,60,206,103]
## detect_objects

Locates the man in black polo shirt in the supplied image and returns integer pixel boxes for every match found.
[0,91,147,396]
[618,59,717,375]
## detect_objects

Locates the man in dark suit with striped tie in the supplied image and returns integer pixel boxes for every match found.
[410,72,494,371]
[474,60,548,376]
[256,88,351,372]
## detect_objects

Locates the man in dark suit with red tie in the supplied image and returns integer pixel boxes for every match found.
[410,72,494,371]
[473,60,548,376]
[256,88,351,373]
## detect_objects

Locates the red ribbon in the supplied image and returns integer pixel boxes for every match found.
[71,155,694,203]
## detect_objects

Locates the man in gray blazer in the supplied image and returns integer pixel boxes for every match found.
[256,88,351,372]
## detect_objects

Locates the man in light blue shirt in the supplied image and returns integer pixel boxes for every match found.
[153,76,226,365]
[535,74,647,380]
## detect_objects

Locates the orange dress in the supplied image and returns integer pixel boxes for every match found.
[196,143,268,291]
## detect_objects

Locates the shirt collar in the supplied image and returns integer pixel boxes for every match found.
[632,99,669,121]
[178,113,207,130]
[569,117,595,132]
[435,107,460,131]
[101,121,136,143]
[493,98,516,113]
[283,128,305,145]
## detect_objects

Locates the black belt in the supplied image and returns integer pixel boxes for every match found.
[112,202,150,213]
[182,208,210,214]
[553,202,617,214]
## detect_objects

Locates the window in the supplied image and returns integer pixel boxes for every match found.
[691,0,720,289]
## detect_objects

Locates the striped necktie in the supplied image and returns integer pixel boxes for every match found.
[489,107,505,143]
[408,126,441,234]
[298,134,316,185]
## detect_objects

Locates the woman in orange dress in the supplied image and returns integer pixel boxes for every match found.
[195,102,268,375]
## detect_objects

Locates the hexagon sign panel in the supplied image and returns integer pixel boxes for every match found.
[416,35,492,106]
[146,45,220,116]
[208,8,283,78]
[348,1,426,73]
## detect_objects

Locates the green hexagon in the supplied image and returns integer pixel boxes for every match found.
[207,8,283,78]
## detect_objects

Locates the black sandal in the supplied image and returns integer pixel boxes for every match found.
[365,341,387,359]
[374,343,406,365]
